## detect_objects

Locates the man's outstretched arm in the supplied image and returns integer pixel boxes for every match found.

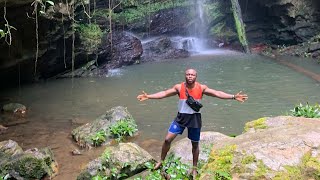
[137,84,179,101]
[202,85,248,102]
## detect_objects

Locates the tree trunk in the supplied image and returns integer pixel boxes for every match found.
[230,0,250,53]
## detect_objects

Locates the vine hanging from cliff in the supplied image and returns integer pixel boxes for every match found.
[30,0,55,76]
[1,1,17,45]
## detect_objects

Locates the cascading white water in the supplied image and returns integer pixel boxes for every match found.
[172,0,208,54]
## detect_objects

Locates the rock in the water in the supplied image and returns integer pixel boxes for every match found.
[71,106,136,148]
[2,103,27,115]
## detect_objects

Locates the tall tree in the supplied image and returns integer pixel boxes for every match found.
[230,0,250,53]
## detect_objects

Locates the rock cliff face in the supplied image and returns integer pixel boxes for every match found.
[240,0,320,45]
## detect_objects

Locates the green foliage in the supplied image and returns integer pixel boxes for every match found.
[241,155,256,165]
[31,0,55,15]
[254,160,268,179]
[201,143,213,158]
[14,156,50,179]
[91,175,106,180]
[76,23,103,52]
[272,151,320,180]
[111,0,188,24]
[91,150,128,180]
[200,145,236,180]
[210,22,236,40]
[290,103,320,118]
[230,0,249,52]
[76,23,103,41]
[91,130,107,146]
[273,166,302,180]
[144,154,190,180]
[302,152,320,178]
[204,2,223,21]
[109,118,138,142]
[244,117,267,132]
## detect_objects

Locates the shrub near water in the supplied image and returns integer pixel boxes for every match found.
[290,103,320,118]
[109,118,138,142]
[136,154,190,180]
[90,117,138,146]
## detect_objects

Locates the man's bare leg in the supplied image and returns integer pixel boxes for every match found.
[191,141,199,179]
[154,132,177,170]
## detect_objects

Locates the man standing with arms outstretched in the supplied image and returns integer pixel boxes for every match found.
[137,68,248,178]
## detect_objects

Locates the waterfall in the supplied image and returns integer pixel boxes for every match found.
[173,0,208,54]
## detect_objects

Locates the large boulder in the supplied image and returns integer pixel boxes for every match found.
[141,37,190,62]
[169,131,232,165]
[2,103,26,115]
[0,140,58,180]
[101,31,143,70]
[77,143,155,180]
[71,106,135,148]
[200,116,320,180]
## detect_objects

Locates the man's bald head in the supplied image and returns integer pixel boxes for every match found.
[185,68,197,76]
[185,68,197,85]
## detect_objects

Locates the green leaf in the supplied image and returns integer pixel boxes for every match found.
[0,29,5,38]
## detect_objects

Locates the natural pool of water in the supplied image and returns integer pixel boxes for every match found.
[1,51,319,179]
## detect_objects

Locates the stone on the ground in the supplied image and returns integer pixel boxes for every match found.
[2,103,26,115]
[200,116,320,180]
[0,140,58,179]
[77,143,155,180]
[169,131,232,165]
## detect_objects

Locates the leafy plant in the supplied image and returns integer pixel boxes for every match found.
[244,117,267,132]
[144,155,190,180]
[104,0,188,24]
[91,130,107,146]
[91,175,106,180]
[200,145,235,180]
[76,23,103,41]
[31,0,55,15]
[76,23,104,52]
[0,174,10,180]
[290,103,320,118]
[202,143,213,158]
[214,170,232,180]
[109,118,138,142]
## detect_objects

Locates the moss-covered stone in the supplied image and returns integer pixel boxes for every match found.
[77,143,155,179]
[0,141,57,180]
[72,106,135,148]
[241,154,256,165]
[273,151,320,180]
[254,160,269,179]
[244,117,267,132]
[200,145,236,179]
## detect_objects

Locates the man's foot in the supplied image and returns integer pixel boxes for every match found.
[154,161,162,170]
[192,169,197,180]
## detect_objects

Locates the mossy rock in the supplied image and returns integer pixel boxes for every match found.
[72,106,135,148]
[77,143,155,179]
[0,140,58,179]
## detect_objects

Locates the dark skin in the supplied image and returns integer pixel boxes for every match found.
[137,69,248,178]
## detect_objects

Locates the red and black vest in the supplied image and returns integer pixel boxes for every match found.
[175,82,203,128]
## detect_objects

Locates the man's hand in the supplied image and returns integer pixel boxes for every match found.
[137,91,148,101]
[234,91,248,103]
